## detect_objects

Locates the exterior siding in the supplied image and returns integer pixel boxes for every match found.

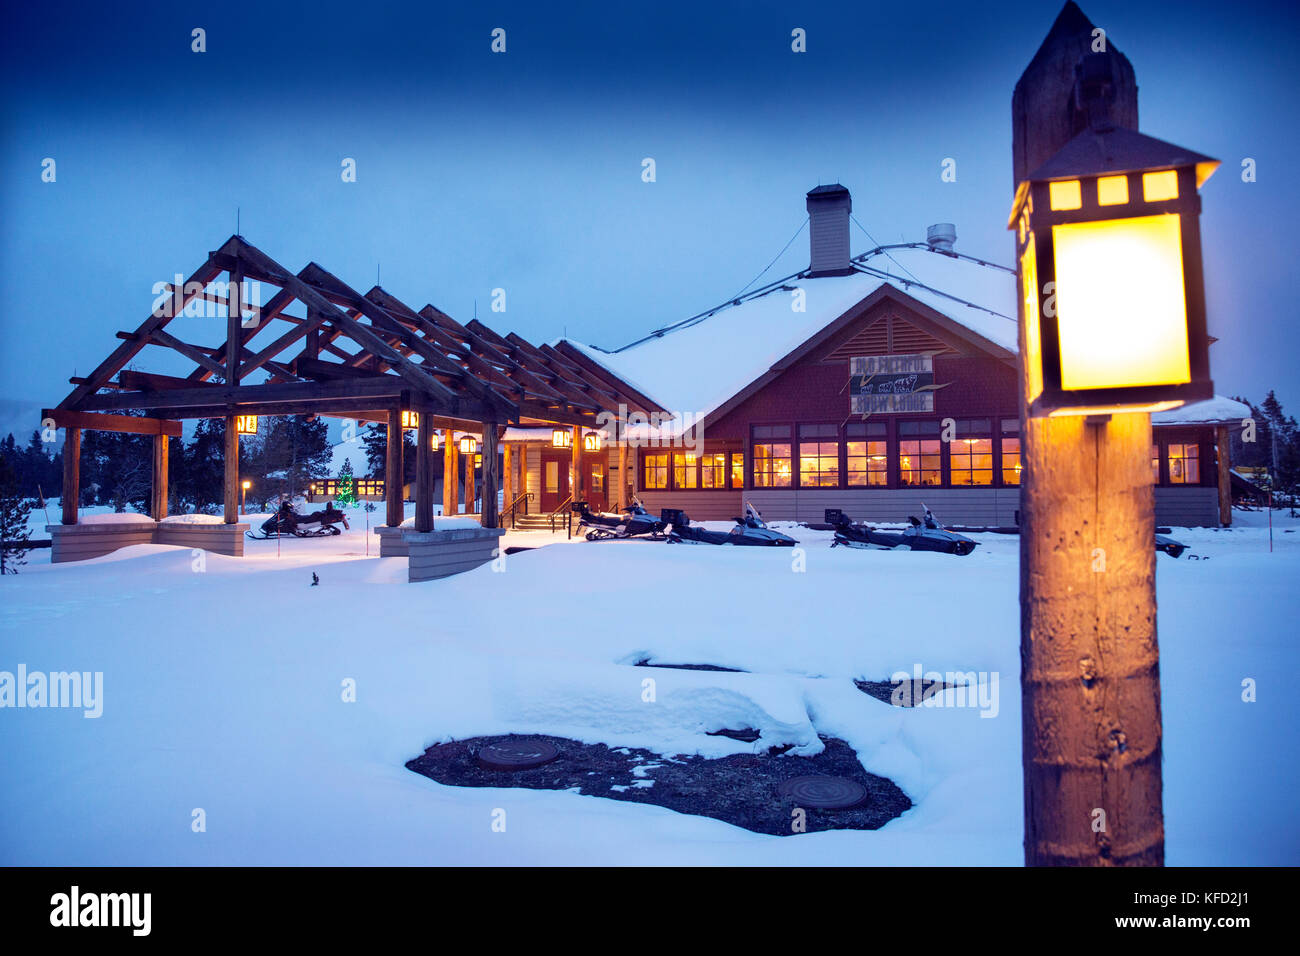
[636,490,742,522]
[1154,486,1219,528]
[747,487,1020,526]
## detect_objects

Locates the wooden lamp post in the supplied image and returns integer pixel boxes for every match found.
[1013,33,1219,866]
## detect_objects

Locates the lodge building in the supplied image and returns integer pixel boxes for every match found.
[553,184,1245,528]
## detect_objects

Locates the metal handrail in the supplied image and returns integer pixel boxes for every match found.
[502,491,533,529]
[549,493,574,535]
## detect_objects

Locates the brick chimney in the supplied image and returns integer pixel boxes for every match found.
[805,184,853,277]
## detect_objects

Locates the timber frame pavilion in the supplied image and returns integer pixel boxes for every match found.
[45,235,663,542]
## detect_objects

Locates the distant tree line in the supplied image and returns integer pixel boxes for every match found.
[1230,389,1300,506]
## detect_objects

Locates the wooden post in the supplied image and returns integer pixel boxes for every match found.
[1015,10,1163,866]
[516,443,527,506]
[482,425,500,527]
[415,413,433,532]
[223,415,239,523]
[571,425,583,502]
[1216,424,1232,527]
[61,427,80,525]
[502,442,513,525]
[465,441,476,514]
[226,265,242,384]
[443,428,458,516]
[616,441,628,510]
[151,434,169,520]
[385,408,403,528]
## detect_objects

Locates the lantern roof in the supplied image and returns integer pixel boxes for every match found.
[1010,126,1219,226]
[1025,125,1219,186]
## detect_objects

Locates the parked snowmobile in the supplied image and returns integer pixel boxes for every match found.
[663,503,798,547]
[246,500,350,539]
[577,497,668,541]
[826,506,978,556]
[1154,533,1187,558]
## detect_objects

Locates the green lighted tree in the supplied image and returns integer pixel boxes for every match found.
[336,457,358,506]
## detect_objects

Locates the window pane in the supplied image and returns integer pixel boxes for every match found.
[1003,437,1022,485]
[900,440,941,486]
[753,442,792,488]
[545,461,559,493]
[701,453,727,488]
[847,440,888,487]
[673,452,698,489]
[799,440,840,487]
[1167,443,1199,484]
[1151,444,1160,484]
[951,437,993,485]
[730,452,744,489]
[643,453,668,490]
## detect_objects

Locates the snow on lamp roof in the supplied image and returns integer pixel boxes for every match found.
[562,244,1018,432]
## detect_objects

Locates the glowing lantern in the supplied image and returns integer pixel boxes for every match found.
[583,433,601,452]
[1009,67,1218,417]
[459,436,477,455]
[400,410,419,430]
[551,429,572,448]
[429,432,440,452]
[234,414,258,435]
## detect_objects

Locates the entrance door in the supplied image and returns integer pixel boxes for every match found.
[585,458,607,513]
[540,450,570,513]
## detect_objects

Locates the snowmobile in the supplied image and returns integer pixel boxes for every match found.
[663,503,798,547]
[1154,533,1187,558]
[577,497,667,541]
[826,506,978,556]
[246,500,350,539]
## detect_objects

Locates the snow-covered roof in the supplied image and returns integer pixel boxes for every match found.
[1152,396,1251,427]
[563,246,1018,430]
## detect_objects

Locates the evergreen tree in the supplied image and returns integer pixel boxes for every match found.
[336,457,357,505]
[0,454,33,574]
[256,415,332,500]
[362,423,417,483]
[181,418,228,513]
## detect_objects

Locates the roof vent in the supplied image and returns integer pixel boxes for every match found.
[926,223,957,253]
[806,184,854,277]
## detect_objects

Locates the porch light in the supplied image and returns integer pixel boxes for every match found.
[234,414,258,435]
[583,433,601,452]
[459,436,477,455]
[429,432,440,452]
[552,429,572,448]
[1009,65,1218,417]
[400,410,419,430]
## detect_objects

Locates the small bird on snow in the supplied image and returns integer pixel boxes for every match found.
[311,572,319,586]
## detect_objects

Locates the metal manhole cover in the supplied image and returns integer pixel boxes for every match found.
[476,738,560,771]
[776,775,868,810]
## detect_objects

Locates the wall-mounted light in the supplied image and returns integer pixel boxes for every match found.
[583,433,601,452]
[234,414,258,435]
[400,410,419,431]
[1010,114,1218,417]
[552,429,572,448]
[430,432,440,452]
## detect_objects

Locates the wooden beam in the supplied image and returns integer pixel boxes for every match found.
[227,263,242,383]
[481,424,499,528]
[616,441,628,510]
[443,427,458,517]
[223,415,239,524]
[502,442,513,525]
[416,412,433,532]
[151,434,169,520]
[571,424,584,504]
[41,409,183,437]
[125,328,228,378]
[1216,424,1232,528]
[58,251,225,409]
[119,370,222,393]
[386,408,403,528]
[79,377,409,413]
[61,427,80,524]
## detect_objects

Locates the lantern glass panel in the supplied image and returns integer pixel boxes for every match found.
[1142,170,1179,202]
[1051,213,1190,390]
[1097,175,1129,206]
[1048,179,1082,210]
[1019,235,1043,403]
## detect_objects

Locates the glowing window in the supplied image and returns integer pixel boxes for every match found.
[642,453,668,490]
[1142,169,1179,202]
[1167,443,1200,484]
[1049,179,1082,210]
[1097,175,1129,206]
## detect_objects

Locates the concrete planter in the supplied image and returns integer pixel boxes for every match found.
[374,525,409,558]
[48,520,157,563]
[402,526,505,582]
[156,521,249,556]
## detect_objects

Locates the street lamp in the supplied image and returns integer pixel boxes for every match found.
[1010,64,1219,418]
[240,479,250,514]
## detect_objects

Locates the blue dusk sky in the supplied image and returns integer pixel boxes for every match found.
[2,0,1298,438]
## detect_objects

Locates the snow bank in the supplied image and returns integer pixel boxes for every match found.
[158,513,225,525]
[77,512,155,525]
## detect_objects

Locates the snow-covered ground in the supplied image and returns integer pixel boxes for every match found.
[1,503,1297,865]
